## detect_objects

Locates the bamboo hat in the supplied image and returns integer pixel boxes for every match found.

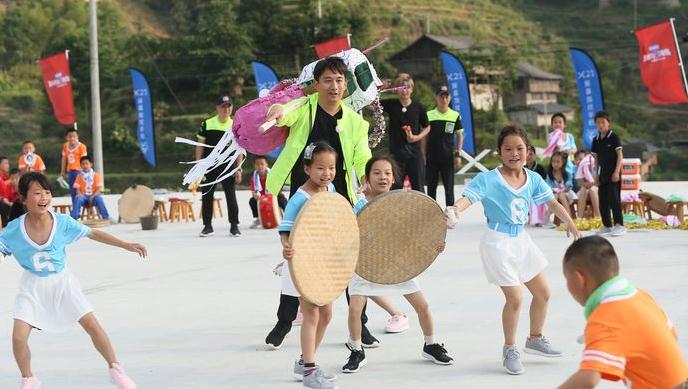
[118,185,155,223]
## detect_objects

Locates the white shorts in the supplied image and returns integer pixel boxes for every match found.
[555,190,578,203]
[13,269,93,333]
[348,274,420,296]
[479,228,548,286]
[280,262,300,298]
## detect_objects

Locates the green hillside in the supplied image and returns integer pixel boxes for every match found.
[1,0,687,192]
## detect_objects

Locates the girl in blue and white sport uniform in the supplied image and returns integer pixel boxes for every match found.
[453,126,580,375]
[0,173,147,389]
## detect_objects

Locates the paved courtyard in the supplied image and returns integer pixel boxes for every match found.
[0,182,686,388]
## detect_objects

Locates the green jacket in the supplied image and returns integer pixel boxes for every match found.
[266,93,372,203]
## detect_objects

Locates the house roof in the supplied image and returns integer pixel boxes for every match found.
[424,34,475,50]
[528,102,573,114]
[516,62,562,80]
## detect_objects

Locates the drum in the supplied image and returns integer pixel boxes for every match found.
[258,193,281,229]
[289,192,359,306]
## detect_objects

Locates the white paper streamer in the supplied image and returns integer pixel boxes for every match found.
[175,130,246,187]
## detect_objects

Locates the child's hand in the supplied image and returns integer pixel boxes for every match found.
[566,223,581,240]
[125,242,148,258]
[282,243,294,261]
[265,105,284,123]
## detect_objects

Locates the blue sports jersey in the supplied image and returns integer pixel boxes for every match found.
[463,168,554,226]
[278,184,335,233]
[0,212,91,277]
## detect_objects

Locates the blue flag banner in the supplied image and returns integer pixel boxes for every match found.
[251,61,279,97]
[130,68,156,167]
[439,51,475,155]
[251,61,283,158]
[569,48,605,150]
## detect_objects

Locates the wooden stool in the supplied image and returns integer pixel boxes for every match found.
[199,198,224,219]
[667,201,687,223]
[571,198,593,219]
[53,204,72,215]
[155,200,168,222]
[80,205,101,220]
[621,200,644,216]
[169,199,196,223]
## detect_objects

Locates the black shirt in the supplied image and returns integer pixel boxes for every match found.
[289,105,348,199]
[591,130,622,184]
[381,99,429,158]
[526,162,547,179]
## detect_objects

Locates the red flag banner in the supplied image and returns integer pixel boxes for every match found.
[634,19,688,105]
[39,51,77,125]
[313,34,351,58]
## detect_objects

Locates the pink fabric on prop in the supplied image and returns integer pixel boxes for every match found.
[621,192,640,203]
[232,81,304,155]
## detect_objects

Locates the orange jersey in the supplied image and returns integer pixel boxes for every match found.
[581,289,688,388]
[18,153,46,172]
[62,142,87,171]
[73,171,102,196]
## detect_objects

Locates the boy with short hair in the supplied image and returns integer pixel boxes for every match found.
[70,156,110,220]
[591,112,624,235]
[0,156,10,182]
[248,156,287,229]
[60,128,88,204]
[559,236,687,389]
[18,141,46,174]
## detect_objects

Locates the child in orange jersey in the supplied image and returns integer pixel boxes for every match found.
[559,236,688,389]
[60,128,88,205]
[18,141,46,174]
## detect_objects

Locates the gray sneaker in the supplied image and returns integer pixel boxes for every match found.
[611,224,627,236]
[502,345,525,375]
[302,367,338,389]
[294,359,336,382]
[524,336,562,357]
[596,226,613,236]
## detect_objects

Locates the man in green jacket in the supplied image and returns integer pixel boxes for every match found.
[263,56,380,353]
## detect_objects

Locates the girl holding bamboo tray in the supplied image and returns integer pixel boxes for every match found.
[452,126,581,375]
[278,142,339,389]
[342,155,454,374]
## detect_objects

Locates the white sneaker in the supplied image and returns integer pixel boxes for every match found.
[250,218,261,229]
[542,222,557,229]
[611,225,627,236]
[596,226,613,236]
[445,206,459,229]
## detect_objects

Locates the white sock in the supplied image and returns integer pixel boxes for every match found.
[424,335,435,345]
[348,336,362,351]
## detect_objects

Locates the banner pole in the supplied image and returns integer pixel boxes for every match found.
[669,18,688,97]
[89,0,104,184]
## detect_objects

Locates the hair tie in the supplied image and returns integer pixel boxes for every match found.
[304,143,316,160]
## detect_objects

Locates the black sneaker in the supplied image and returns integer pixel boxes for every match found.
[422,343,454,365]
[199,226,214,237]
[342,344,367,373]
[361,326,380,348]
[265,322,291,350]
[230,224,241,237]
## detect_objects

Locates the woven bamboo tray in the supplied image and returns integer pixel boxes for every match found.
[357,190,446,284]
[289,191,360,306]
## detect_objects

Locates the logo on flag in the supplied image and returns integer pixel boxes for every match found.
[642,44,671,63]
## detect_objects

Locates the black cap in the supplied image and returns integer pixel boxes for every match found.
[217,95,233,106]
[435,85,450,96]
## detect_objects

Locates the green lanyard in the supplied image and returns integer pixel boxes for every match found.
[584,275,636,320]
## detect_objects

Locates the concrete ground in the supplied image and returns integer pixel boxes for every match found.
[0,182,686,388]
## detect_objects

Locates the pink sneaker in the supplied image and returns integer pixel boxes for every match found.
[292,310,304,326]
[19,377,41,389]
[109,363,136,389]
[385,313,410,333]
